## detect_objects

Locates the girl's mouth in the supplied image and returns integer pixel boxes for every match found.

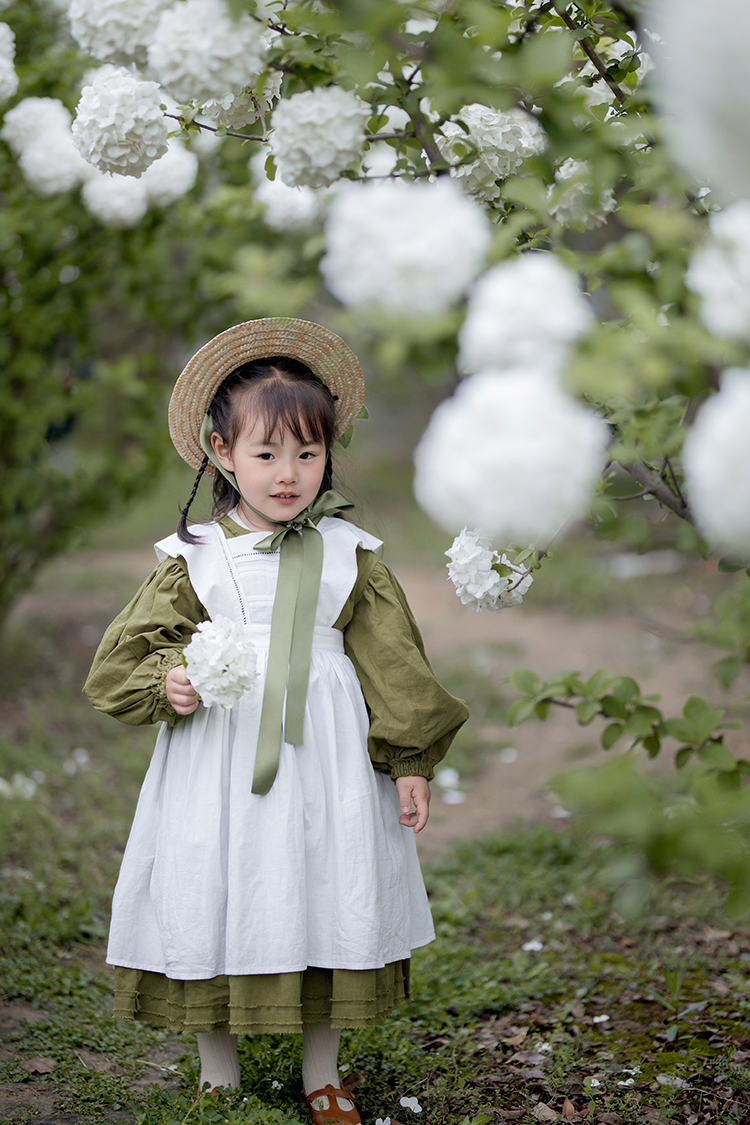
[272,493,299,502]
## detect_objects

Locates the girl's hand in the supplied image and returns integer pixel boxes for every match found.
[166,664,199,715]
[395,776,431,834]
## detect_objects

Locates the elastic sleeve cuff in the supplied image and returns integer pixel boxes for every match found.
[153,649,186,721]
[389,753,436,782]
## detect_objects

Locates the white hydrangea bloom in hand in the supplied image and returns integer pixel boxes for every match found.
[67,0,173,65]
[686,201,750,343]
[81,169,150,226]
[446,528,533,612]
[458,253,593,375]
[547,158,616,230]
[414,370,608,543]
[183,615,259,709]
[148,0,266,105]
[322,178,490,316]
[1,97,72,156]
[72,66,169,176]
[140,138,198,206]
[683,368,750,555]
[269,85,368,188]
[437,103,546,202]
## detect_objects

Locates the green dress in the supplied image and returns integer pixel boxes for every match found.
[85,516,468,1033]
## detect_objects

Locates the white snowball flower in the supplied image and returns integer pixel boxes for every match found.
[18,127,94,194]
[414,370,609,543]
[81,169,150,226]
[651,0,750,199]
[183,615,259,708]
[547,158,616,230]
[1,96,72,156]
[0,21,15,59]
[686,201,750,343]
[458,253,593,375]
[0,53,17,103]
[72,66,169,176]
[322,178,490,316]
[250,150,322,232]
[437,103,546,202]
[446,528,533,612]
[269,85,368,188]
[683,368,750,555]
[140,138,199,205]
[202,71,281,129]
[67,0,173,65]
[148,0,266,105]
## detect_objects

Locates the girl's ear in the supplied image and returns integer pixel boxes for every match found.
[211,430,234,471]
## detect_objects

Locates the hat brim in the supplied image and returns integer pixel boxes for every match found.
[168,318,365,472]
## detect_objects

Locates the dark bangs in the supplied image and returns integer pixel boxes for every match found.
[209,357,337,453]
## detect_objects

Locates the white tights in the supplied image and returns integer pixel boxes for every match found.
[196,1022,352,1108]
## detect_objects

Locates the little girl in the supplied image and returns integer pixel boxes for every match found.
[84,317,468,1125]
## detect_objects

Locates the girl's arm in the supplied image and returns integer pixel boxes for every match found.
[84,557,206,726]
[395,775,431,833]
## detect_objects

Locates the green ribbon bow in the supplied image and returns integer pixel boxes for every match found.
[199,414,354,794]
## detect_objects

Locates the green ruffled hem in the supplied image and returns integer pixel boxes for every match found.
[112,961,410,1034]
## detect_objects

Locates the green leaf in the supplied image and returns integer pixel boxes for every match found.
[509,668,543,696]
[714,656,744,690]
[643,734,661,758]
[610,676,641,703]
[601,722,624,749]
[575,699,599,726]
[507,697,538,727]
[601,695,628,720]
[675,745,693,769]
[585,668,612,697]
[718,554,749,572]
[696,740,738,772]
[264,153,276,181]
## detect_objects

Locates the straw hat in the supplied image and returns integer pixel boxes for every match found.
[169,317,365,471]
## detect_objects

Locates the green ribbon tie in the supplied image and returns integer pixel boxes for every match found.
[199,414,354,794]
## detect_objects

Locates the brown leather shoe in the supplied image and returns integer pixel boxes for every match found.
[304,1084,361,1124]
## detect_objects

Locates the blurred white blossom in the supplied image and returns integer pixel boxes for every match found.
[81,169,150,226]
[0,54,18,103]
[148,0,266,105]
[652,0,750,199]
[683,368,750,555]
[414,370,608,543]
[0,772,38,800]
[250,150,322,232]
[73,66,169,176]
[184,614,259,708]
[67,0,173,65]
[0,21,14,59]
[400,1097,422,1113]
[270,85,368,188]
[437,103,546,202]
[547,158,616,230]
[140,138,199,205]
[1,97,72,156]
[445,528,533,612]
[458,252,593,375]
[322,177,490,315]
[686,201,750,343]
[18,127,94,194]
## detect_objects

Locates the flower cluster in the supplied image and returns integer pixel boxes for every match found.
[269,85,368,188]
[0,20,17,104]
[414,370,608,544]
[67,0,173,65]
[1,96,93,195]
[72,66,169,177]
[183,615,259,709]
[446,528,534,613]
[458,252,593,374]
[686,200,750,343]
[322,177,490,315]
[202,71,281,130]
[250,150,323,233]
[683,367,750,556]
[437,103,546,202]
[547,158,616,230]
[148,0,267,105]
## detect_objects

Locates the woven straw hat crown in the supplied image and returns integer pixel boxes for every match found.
[169,318,365,472]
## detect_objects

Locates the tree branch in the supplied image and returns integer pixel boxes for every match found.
[555,6,628,106]
[616,459,691,521]
[164,113,267,143]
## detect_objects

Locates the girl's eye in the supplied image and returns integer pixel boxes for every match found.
[300,451,316,460]
[258,452,274,460]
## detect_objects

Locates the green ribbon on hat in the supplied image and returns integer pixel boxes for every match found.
[199,414,354,794]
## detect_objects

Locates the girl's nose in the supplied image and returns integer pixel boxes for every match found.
[276,461,297,483]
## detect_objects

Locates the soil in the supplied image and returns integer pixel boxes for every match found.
[0,545,733,1122]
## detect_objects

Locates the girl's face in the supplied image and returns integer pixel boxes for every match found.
[211,415,327,531]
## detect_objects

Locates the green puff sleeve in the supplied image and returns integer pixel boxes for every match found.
[83,557,208,728]
[340,555,469,781]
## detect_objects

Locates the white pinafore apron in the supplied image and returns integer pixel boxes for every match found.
[106,517,435,979]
